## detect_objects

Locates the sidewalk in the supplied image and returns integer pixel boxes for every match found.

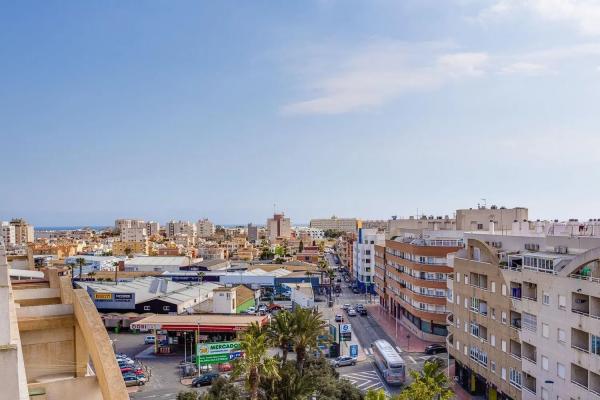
[320,302,367,361]
[366,304,430,353]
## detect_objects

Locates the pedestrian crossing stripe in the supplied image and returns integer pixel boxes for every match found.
[364,348,373,355]
[395,346,403,353]
[407,356,416,364]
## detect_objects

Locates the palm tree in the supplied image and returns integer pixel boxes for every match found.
[290,308,328,374]
[268,310,294,363]
[232,322,279,400]
[396,359,453,400]
[88,271,97,280]
[112,261,119,285]
[75,257,85,280]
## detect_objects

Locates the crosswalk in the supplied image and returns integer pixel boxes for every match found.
[339,370,388,394]
[363,348,435,364]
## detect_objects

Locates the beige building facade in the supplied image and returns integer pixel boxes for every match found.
[310,216,357,233]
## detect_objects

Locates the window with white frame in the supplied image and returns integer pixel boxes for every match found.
[491,335,496,347]
[501,311,507,324]
[558,328,566,343]
[491,361,496,373]
[557,362,565,379]
[502,284,507,296]
[522,312,537,332]
[509,368,522,388]
[542,323,549,338]
[501,368,506,381]
[543,292,550,305]
[491,281,496,293]
[542,355,549,371]
[501,340,507,352]
[558,295,566,310]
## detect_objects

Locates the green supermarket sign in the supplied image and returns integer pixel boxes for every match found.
[197,341,241,355]
[197,353,230,365]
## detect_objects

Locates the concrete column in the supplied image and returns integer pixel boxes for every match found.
[74,322,89,377]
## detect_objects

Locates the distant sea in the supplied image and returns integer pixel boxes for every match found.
[35,226,110,231]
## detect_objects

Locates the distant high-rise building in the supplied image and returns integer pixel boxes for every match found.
[310,216,357,233]
[120,227,148,243]
[247,223,259,243]
[146,221,160,236]
[0,221,16,246]
[267,213,291,242]
[166,220,197,244]
[197,219,215,238]
[114,219,145,232]
[9,218,34,244]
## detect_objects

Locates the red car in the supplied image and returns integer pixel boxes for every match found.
[218,363,233,372]
[121,367,145,376]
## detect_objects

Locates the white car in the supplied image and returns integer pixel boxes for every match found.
[347,308,357,317]
[144,335,156,344]
[246,307,256,314]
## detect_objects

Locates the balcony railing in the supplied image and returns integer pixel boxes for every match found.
[522,354,536,364]
[572,344,590,354]
[571,380,588,390]
[570,273,600,284]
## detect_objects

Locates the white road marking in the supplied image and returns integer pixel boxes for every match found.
[407,356,417,364]
[362,382,383,391]
[395,346,403,353]
[364,348,373,355]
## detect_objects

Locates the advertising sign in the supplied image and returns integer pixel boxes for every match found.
[197,341,242,365]
[350,344,358,358]
[94,292,112,300]
[339,323,352,342]
[340,324,352,334]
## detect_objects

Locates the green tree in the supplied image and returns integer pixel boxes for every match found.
[260,361,314,400]
[298,240,304,253]
[112,261,119,285]
[396,359,453,400]
[365,388,387,400]
[75,257,85,280]
[199,377,241,400]
[268,310,294,363]
[176,390,198,400]
[124,247,133,258]
[289,308,328,374]
[232,322,280,400]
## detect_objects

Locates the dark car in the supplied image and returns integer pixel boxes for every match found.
[192,372,220,387]
[352,288,360,294]
[424,344,447,355]
[359,308,367,316]
[335,314,344,322]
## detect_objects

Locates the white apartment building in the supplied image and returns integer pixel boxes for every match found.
[294,227,325,240]
[449,219,600,400]
[146,221,160,236]
[196,219,215,238]
[9,219,34,244]
[310,217,357,233]
[120,227,148,243]
[198,244,225,261]
[352,228,385,293]
[166,220,197,244]
[114,219,145,231]
[0,222,16,246]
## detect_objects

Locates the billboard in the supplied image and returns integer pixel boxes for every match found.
[94,292,112,300]
[196,341,242,365]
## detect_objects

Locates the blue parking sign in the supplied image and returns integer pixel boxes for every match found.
[350,344,358,358]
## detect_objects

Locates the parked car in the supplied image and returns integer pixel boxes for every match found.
[123,374,145,387]
[118,358,135,367]
[245,306,256,314]
[347,308,357,317]
[359,308,367,316]
[335,314,343,322]
[330,356,357,367]
[218,363,233,372]
[192,372,220,387]
[258,304,267,312]
[144,335,156,344]
[355,304,364,310]
[424,344,447,355]
[342,304,351,311]
[352,288,360,294]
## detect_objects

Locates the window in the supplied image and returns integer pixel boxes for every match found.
[558,328,566,343]
[464,322,468,333]
[558,295,566,310]
[491,335,496,347]
[501,311,507,324]
[491,361,496,373]
[456,295,460,305]
[541,387,549,400]
[465,275,469,285]
[523,312,537,332]
[491,281,496,293]
[502,284,507,296]
[464,345,468,356]
[592,335,600,355]
[456,272,461,282]
[509,368,522,388]
[557,362,565,379]
[143,305,151,311]
[542,323,549,338]
[464,297,468,309]
[163,305,170,311]
[501,340,507,352]
[542,355,549,371]
[543,292,550,305]
[501,368,507,381]
[491,307,496,320]
[456,340,460,350]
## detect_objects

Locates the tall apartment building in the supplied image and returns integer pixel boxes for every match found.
[9,219,34,245]
[146,221,160,236]
[114,219,145,231]
[1,221,16,246]
[266,213,291,242]
[310,216,357,233]
[448,219,600,400]
[375,230,463,341]
[352,228,385,293]
[247,223,259,243]
[335,233,356,273]
[197,219,215,238]
[166,220,197,244]
[119,227,147,242]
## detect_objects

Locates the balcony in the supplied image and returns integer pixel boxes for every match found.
[572,327,590,353]
[571,363,589,390]
[590,371,600,397]
[446,332,454,349]
[510,339,522,360]
[469,272,488,290]
[510,281,522,300]
[510,311,522,331]
[522,341,537,364]
[523,372,537,395]
[470,298,488,317]
[446,313,454,325]
[522,281,537,301]
[573,292,590,316]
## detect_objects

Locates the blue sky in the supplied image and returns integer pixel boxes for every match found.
[2,0,600,226]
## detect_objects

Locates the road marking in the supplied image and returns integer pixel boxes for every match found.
[407,356,417,364]
[362,382,383,391]
[419,355,431,360]
[395,346,403,353]
[364,348,373,355]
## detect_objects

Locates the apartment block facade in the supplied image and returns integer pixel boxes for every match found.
[448,220,600,400]
[310,217,357,233]
[197,219,215,238]
[267,213,291,242]
[10,218,34,244]
[375,231,462,341]
[352,228,385,293]
[1,221,16,246]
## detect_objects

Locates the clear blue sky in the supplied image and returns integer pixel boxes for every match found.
[2,0,600,226]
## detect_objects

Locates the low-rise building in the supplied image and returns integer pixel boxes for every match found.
[123,256,194,273]
[112,240,149,256]
[212,285,257,313]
